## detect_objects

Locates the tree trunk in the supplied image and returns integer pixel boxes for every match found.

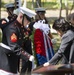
[36,0,41,7]
[59,0,62,18]
[70,0,74,14]
[0,0,1,18]
[32,0,35,8]
[65,0,68,19]
[23,0,27,7]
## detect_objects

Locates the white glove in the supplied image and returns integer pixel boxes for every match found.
[29,55,34,62]
[43,62,50,67]
[51,38,57,44]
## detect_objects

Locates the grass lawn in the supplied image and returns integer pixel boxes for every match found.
[52,33,61,53]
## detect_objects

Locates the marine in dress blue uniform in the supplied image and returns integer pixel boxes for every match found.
[0,7,35,75]
[0,3,17,29]
[20,22,35,75]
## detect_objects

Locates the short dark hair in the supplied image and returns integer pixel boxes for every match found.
[52,17,74,32]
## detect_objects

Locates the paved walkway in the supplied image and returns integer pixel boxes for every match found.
[1,9,74,33]
[1,9,74,18]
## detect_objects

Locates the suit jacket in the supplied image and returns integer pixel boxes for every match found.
[48,30,74,65]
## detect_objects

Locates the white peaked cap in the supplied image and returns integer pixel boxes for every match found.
[4,3,14,8]
[20,7,36,18]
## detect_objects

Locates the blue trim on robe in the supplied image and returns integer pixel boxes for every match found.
[36,54,47,65]
[48,48,54,60]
